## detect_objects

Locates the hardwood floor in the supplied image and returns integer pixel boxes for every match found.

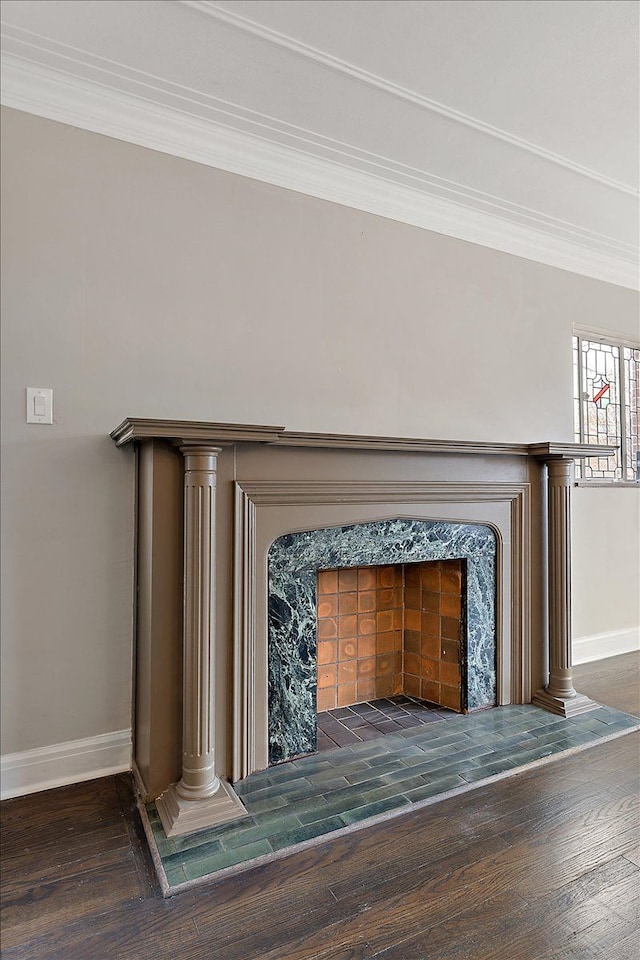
[1,653,638,960]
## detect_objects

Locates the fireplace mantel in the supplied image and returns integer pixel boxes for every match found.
[111,417,605,461]
[112,417,614,836]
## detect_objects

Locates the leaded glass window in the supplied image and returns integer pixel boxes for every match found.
[573,334,640,482]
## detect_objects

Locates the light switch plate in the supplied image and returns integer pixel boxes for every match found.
[26,387,53,424]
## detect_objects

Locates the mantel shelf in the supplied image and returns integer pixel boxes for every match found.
[111,418,616,461]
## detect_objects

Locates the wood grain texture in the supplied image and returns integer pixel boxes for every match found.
[1,653,638,960]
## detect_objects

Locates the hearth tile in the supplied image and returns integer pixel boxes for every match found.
[415,709,449,724]
[241,793,289,815]
[359,727,385,740]
[377,705,409,719]
[344,760,406,784]
[356,679,376,701]
[394,715,423,729]
[379,764,432,785]
[518,728,582,748]
[162,838,227,871]
[319,725,360,747]
[147,705,640,894]
[341,794,409,825]
[288,754,335,773]
[297,792,377,825]
[353,783,408,807]
[183,839,274,880]
[269,816,346,852]
[570,714,624,733]
[458,758,518,782]
[402,776,467,802]
[221,816,302,849]
[164,864,188,887]
[264,763,318,787]
[317,714,347,733]
[238,779,312,805]
[349,702,378,715]
[307,760,371,781]
[337,714,369,730]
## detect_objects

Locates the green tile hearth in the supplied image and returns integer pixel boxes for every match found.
[146,704,639,893]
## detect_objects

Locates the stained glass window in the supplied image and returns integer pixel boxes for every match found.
[573,335,640,482]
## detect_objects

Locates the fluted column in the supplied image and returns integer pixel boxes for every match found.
[533,458,597,717]
[177,445,221,799]
[156,444,246,837]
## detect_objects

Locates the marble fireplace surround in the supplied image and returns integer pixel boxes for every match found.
[111,418,613,837]
[267,518,497,765]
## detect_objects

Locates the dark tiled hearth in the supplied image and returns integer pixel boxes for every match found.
[317,695,451,750]
[144,703,639,894]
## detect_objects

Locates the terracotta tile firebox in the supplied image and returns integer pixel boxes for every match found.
[316,560,464,713]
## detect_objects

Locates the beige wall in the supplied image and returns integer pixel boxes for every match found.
[1,106,638,757]
[573,488,639,641]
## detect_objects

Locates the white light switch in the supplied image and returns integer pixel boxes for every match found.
[26,387,53,424]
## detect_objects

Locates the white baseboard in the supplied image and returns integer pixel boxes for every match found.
[573,627,640,665]
[0,730,132,801]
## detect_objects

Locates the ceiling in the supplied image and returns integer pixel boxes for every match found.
[1,0,638,288]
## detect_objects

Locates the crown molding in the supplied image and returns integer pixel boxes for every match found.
[1,52,638,291]
[182,1,637,199]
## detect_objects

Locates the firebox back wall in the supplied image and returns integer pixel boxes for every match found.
[316,560,464,712]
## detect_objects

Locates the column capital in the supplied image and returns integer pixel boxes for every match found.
[178,442,223,468]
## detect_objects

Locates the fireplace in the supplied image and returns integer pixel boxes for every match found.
[110,418,612,836]
[267,519,497,764]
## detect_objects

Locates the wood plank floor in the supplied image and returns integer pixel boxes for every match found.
[1,653,638,960]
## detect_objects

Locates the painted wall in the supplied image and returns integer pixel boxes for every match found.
[1,107,638,768]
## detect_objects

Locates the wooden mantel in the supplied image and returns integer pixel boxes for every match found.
[111,417,615,837]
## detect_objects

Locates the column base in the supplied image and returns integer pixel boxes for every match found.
[156,779,248,838]
[532,687,600,718]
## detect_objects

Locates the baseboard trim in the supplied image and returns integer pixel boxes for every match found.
[573,627,640,665]
[0,730,132,800]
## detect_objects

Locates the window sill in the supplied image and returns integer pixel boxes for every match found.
[575,481,640,488]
